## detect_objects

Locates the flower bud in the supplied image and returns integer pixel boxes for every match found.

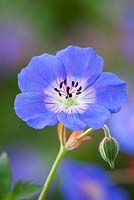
[99,137,119,168]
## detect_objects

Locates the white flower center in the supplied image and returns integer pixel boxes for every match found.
[55,95,79,110]
[44,77,96,113]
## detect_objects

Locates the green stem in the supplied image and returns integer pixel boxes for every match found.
[103,125,111,137]
[38,146,67,200]
[61,125,65,147]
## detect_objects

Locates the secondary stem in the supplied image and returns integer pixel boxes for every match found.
[103,125,111,137]
[38,146,67,200]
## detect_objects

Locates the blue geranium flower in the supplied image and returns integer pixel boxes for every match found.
[14,45,127,130]
[59,160,129,200]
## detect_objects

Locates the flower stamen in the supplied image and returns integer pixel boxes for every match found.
[54,79,82,99]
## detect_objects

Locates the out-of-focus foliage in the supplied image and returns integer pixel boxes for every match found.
[0,153,41,200]
[0,0,110,41]
[0,153,11,198]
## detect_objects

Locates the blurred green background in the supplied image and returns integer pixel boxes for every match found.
[0,0,134,199]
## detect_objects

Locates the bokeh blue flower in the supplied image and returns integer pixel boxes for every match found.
[0,17,37,78]
[109,93,134,154]
[59,160,130,200]
[8,146,49,184]
[14,45,127,131]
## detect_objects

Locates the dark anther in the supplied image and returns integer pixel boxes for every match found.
[72,81,75,87]
[66,86,70,94]
[77,86,82,92]
[76,92,81,95]
[60,82,63,89]
[54,88,60,92]
[64,79,67,85]
[54,79,82,98]
[75,82,78,87]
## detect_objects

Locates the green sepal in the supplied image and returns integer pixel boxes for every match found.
[99,137,119,168]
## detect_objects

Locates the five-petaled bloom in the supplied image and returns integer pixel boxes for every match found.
[14,45,127,130]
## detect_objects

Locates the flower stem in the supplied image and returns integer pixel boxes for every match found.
[38,146,67,200]
[103,125,111,137]
[60,125,66,147]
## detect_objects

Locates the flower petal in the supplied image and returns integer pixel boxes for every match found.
[56,45,103,85]
[14,92,56,121]
[57,111,87,131]
[15,92,58,129]
[92,72,127,113]
[18,54,66,92]
[83,104,110,129]
[15,92,46,121]
[26,113,58,129]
